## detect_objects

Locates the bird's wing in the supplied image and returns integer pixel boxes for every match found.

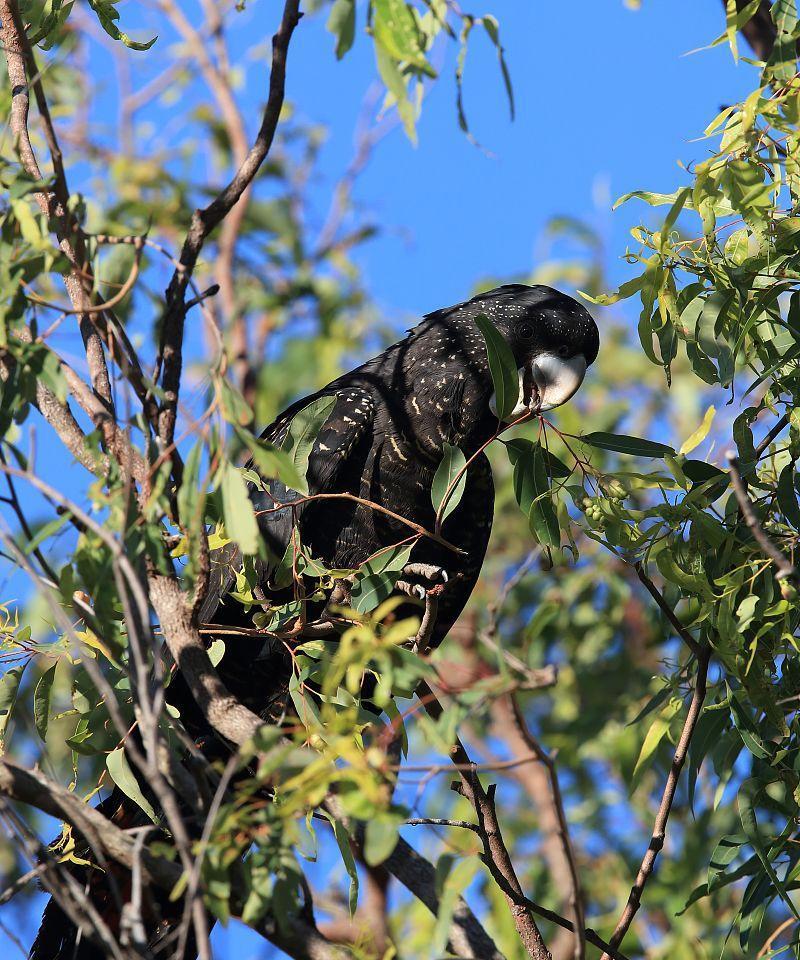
[305,385,375,490]
[199,385,376,624]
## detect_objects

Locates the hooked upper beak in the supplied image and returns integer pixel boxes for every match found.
[490,352,588,421]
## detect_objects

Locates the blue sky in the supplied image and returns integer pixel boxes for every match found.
[2,1,764,956]
[279,0,755,316]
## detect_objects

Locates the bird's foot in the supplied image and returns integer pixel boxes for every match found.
[395,563,450,601]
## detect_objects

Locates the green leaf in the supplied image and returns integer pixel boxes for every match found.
[372,0,435,76]
[364,812,403,866]
[236,428,305,493]
[178,439,204,529]
[221,461,260,556]
[778,463,800,530]
[739,779,800,920]
[579,272,646,306]
[24,513,70,555]
[86,0,156,50]
[506,438,570,478]
[679,405,716,456]
[280,395,336,495]
[432,856,480,955]
[432,442,467,522]
[0,663,26,750]
[350,576,394,614]
[695,291,734,386]
[325,812,358,915]
[375,44,417,142]
[768,0,798,80]
[218,379,252,426]
[475,312,519,421]
[351,543,413,613]
[34,663,57,742]
[581,432,675,458]
[709,833,746,889]
[631,698,681,791]
[326,0,356,59]
[106,747,158,823]
[510,441,560,547]
[481,16,514,120]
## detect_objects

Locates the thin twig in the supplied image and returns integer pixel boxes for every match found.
[754,412,791,461]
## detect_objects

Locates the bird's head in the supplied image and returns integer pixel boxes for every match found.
[468,284,599,420]
[395,283,599,455]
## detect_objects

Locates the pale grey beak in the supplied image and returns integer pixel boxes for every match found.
[490,352,587,421]
[532,353,587,412]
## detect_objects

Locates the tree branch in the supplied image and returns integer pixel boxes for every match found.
[633,561,703,658]
[498,695,585,960]
[0,0,115,413]
[0,758,348,960]
[157,0,302,457]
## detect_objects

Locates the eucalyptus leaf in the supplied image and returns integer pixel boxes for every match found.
[280,395,337,495]
[221,461,260,556]
[582,432,675,458]
[0,664,26,749]
[432,443,467,522]
[34,663,57,742]
[107,747,158,823]
[475,312,519,421]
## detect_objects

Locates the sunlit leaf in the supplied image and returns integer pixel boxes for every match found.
[86,0,156,50]
[679,405,716,455]
[280,395,337,495]
[221,461,260,556]
[326,0,355,59]
[0,664,26,750]
[107,747,158,823]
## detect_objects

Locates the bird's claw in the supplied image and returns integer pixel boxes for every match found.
[395,563,450,601]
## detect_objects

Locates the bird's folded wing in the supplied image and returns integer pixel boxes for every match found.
[198,386,375,625]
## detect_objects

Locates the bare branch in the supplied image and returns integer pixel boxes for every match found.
[633,561,703,658]
[494,695,585,960]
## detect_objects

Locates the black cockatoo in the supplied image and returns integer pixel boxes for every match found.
[175,281,599,725]
[30,283,598,960]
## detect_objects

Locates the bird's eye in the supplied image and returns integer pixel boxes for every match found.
[517,322,534,340]
[557,345,570,359]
